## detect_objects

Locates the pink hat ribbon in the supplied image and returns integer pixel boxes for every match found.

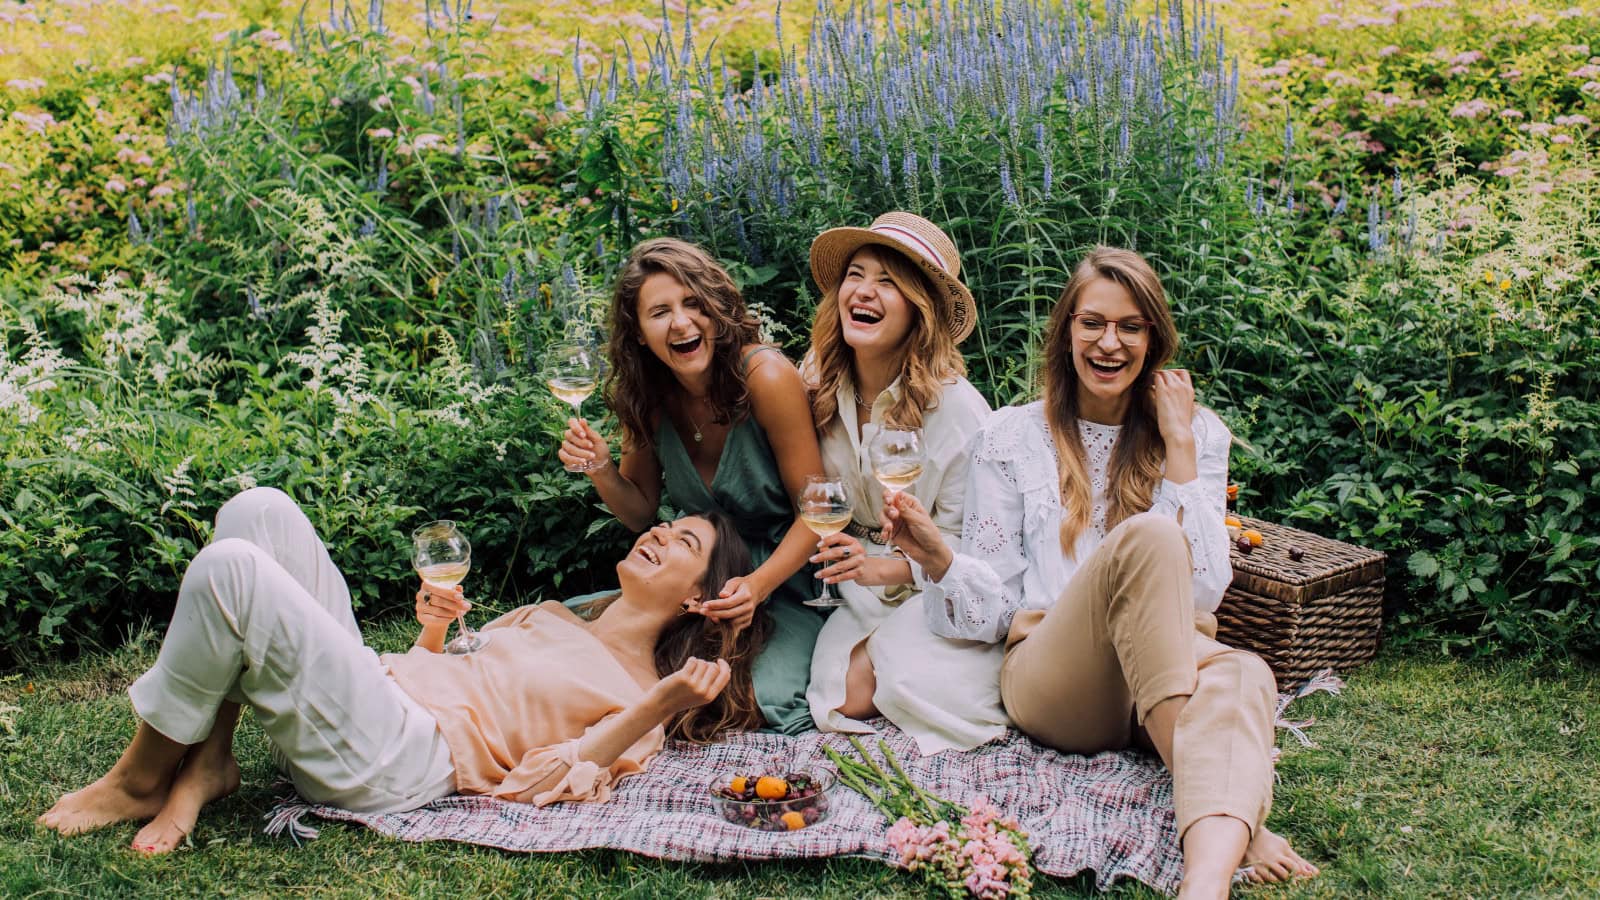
[871,223,949,274]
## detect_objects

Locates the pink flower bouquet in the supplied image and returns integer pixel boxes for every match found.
[825,737,1034,898]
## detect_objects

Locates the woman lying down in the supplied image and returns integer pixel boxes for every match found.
[38,487,768,854]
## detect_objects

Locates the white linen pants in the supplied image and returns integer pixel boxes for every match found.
[128,487,455,813]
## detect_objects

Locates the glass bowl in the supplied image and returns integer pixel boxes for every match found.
[708,770,835,831]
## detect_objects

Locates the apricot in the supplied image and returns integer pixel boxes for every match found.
[780,811,807,830]
[729,775,748,794]
[1224,514,1242,527]
[1242,529,1264,547]
[755,776,790,800]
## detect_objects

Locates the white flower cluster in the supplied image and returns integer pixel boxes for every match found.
[282,292,377,433]
[0,321,70,425]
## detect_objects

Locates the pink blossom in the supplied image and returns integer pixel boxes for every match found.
[1495,166,1520,177]
[142,72,173,86]
[411,133,446,152]
[1530,182,1554,194]
[105,178,127,193]
[1378,45,1401,57]
[1498,109,1525,120]
[1450,51,1484,65]
[1552,134,1575,144]
[1450,99,1493,119]
[1555,114,1592,126]
[1570,65,1600,79]
[150,184,174,197]
[367,127,394,139]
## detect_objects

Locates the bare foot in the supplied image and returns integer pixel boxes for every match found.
[37,774,170,836]
[1243,826,1320,884]
[131,753,242,855]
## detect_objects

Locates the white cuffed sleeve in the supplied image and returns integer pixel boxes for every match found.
[1148,408,1233,613]
[922,411,1031,643]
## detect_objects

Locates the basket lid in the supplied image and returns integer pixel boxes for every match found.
[1228,517,1386,602]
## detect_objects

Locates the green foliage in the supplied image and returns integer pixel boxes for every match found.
[2,0,1599,660]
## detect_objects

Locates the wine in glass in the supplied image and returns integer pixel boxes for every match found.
[799,475,853,609]
[544,341,603,472]
[412,520,488,655]
[869,428,925,549]
[869,427,925,495]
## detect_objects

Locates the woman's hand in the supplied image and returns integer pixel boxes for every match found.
[416,582,469,629]
[646,657,732,715]
[809,533,907,587]
[880,491,953,582]
[415,582,469,652]
[1150,369,1196,448]
[701,575,766,632]
[811,532,866,585]
[558,417,612,474]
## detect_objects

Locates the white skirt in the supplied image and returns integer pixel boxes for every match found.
[806,568,1008,755]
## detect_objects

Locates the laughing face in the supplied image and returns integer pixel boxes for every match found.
[1071,276,1150,417]
[615,516,718,608]
[836,247,916,359]
[636,272,716,381]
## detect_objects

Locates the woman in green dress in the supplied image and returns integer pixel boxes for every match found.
[559,238,825,733]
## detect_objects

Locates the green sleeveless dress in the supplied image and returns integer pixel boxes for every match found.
[653,359,822,735]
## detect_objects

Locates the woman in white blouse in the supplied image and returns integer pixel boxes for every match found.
[884,247,1318,897]
[800,212,1003,754]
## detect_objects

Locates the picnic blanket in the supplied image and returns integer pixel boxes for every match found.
[266,673,1341,895]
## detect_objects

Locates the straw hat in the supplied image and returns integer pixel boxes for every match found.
[809,212,976,344]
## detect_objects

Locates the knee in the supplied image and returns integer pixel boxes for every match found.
[214,486,299,537]
[1108,512,1185,552]
[183,538,263,594]
[1210,649,1277,705]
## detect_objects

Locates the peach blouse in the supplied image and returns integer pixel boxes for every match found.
[384,603,663,806]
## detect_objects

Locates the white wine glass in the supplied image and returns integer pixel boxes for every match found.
[798,475,853,609]
[869,428,925,550]
[412,520,488,655]
[544,341,603,473]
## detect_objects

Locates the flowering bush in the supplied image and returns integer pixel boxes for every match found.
[829,738,1034,899]
[3,0,1600,659]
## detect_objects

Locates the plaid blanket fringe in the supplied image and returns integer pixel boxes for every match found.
[269,670,1343,895]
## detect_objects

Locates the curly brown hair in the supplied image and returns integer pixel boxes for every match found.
[604,239,764,452]
[577,511,771,742]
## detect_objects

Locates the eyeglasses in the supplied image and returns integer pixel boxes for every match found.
[1069,313,1155,346]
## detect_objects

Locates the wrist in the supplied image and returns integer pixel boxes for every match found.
[925,545,954,583]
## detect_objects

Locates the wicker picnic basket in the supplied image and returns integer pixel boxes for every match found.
[1215,516,1386,691]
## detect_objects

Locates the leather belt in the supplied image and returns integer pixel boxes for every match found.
[843,519,889,546]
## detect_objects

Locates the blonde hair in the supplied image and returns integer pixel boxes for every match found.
[1041,246,1181,556]
[809,246,965,431]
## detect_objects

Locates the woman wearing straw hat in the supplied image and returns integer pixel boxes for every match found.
[801,212,1005,754]
[882,247,1319,896]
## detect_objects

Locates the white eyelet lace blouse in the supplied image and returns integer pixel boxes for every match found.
[922,401,1233,644]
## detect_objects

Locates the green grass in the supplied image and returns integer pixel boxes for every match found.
[2,621,1597,899]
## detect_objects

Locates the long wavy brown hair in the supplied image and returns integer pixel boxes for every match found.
[604,239,764,452]
[577,511,771,743]
[1041,246,1181,556]
[809,246,965,430]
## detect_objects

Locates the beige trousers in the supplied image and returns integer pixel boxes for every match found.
[128,488,456,813]
[1000,513,1277,840]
